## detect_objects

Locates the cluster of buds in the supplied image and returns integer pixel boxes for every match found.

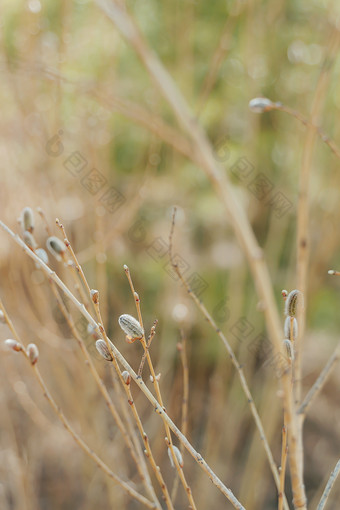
[4,340,39,365]
[282,289,303,360]
[19,206,50,267]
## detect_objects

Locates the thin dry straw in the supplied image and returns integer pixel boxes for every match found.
[0,220,246,510]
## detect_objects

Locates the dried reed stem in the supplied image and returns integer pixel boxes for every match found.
[316,459,340,510]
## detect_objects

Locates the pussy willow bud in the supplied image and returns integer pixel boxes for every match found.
[46,236,66,261]
[283,339,294,361]
[249,97,274,113]
[87,323,100,340]
[35,248,49,265]
[284,316,298,341]
[23,231,37,250]
[95,339,114,361]
[91,289,99,305]
[168,445,184,468]
[118,314,144,341]
[21,207,34,233]
[281,289,288,298]
[285,289,303,317]
[27,343,39,365]
[0,311,5,324]
[122,371,131,385]
[4,339,23,352]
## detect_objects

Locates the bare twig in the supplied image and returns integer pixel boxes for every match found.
[316,460,340,510]
[278,424,288,510]
[0,219,246,510]
[124,267,198,510]
[138,320,158,377]
[0,302,155,509]
[298,342,340,417]
[168,208,289,510]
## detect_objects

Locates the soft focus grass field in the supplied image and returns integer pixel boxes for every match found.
[0,1,340,509]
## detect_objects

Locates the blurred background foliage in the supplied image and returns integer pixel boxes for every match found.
[0,0,340,509]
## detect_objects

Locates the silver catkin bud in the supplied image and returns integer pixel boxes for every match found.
[23,231,37,250]
[46,236,66,261]
[4,339,23,352]
[27,343,39,365]
[284,316,298,341]
[118,314,144,340]
[35,248,49,265]
[168,445,184,468]
[249,97,274,113]
[283,339,294,361]
[0,311,5,324]
[285,289,303,317]
[21,207,34,234]
[95,339,114,361]
[122,371,131,385]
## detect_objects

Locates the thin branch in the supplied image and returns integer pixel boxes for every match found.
[316,460,340,510]
[168,208,290,510]
[0,219,246,510]
[278,424,288,510]
[93,3,306,506]
[0,302,154,509]
[298,342,340,417]
[124,267,198,510]
[273,103,340,162]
